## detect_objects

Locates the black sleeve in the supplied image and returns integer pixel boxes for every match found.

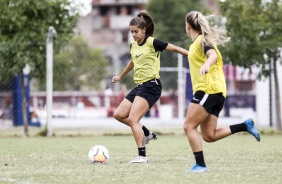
[153,39,168,52]
[204,45,213,55]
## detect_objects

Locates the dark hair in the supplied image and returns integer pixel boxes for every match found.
[129,10,155,37]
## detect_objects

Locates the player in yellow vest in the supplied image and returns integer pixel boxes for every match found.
[112,10,188,163]
[184,11,261,172]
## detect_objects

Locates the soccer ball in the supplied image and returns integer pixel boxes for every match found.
[88,145,109,164]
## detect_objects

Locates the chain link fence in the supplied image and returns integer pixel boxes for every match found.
[0,43,257,128]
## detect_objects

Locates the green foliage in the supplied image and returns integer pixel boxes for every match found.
[0,0,80,82]
[146,0,206,46]
[43,37,107,91]
[146,0,208,89]
[220,0,282,78]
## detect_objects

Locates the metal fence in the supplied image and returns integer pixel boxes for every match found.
[0,44,257,128]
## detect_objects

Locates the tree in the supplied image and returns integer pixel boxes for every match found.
[146,0,207,89]
[220,0,282,131]
[51,37,107,91]
[146,0,206,46]
[0,0,80,136]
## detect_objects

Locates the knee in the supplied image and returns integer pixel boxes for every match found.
[202,134,216,143]
[127,116,139,126]
[113,111,124,122]
[183,121,192,133]
[183,123,188,133]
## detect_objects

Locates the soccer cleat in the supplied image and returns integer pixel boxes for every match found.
[185,164,208,172]
[145,132,158,144]
[130,156,148,163]
[243,118,261,142]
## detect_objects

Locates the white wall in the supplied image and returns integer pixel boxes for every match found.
[110,15,133,29]
[256,62,282,128]
[256,78,270,127]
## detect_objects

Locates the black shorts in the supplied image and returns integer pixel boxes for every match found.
[191,90,225,117]
[125,78,162,108]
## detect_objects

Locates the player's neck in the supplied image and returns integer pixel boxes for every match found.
[191,32,200,42]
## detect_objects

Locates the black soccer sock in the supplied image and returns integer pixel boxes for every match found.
[230,123,247,134]
[142,125,150,136]
[194,151,206,167]
[138,147,146,157]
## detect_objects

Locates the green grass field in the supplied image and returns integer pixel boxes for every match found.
[0,128,282,184]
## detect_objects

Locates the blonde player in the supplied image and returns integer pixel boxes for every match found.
[183,11,260,172]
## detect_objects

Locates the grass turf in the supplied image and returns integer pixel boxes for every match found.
[0,131,281,184]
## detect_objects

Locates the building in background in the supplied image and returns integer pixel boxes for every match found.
[70,0,281,126]
[77,0,147,91]
[75,0,259,120]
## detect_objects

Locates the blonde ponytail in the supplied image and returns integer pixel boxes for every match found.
[186,11,230,50]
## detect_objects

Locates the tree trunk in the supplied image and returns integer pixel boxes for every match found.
[20,74,29,137]
[273,55,282,131]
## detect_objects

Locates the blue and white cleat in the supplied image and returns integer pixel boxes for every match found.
[243,118,261,142]
[185,164,208,173]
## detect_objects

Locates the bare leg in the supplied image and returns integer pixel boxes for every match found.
[183,103,209,152]
[200,115,232,142]
[113,98,133,127]
[114,98,149,128]
[128,96,149,147]
[113,97,149,147]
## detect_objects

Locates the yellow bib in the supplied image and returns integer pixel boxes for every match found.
[130,36,160,84]
[188,35,226,97]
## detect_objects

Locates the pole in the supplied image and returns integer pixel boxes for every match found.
[178,54,184,122]
[269,60,273,127]
[46,26,56,137]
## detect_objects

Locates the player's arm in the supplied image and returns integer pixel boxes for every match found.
[200,49,218,75]
[112,60,134,83]
[153,39,188,56]
[166,43,188,56]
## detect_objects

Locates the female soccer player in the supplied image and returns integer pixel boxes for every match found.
[183,11,260,172]
[112,10,188,163]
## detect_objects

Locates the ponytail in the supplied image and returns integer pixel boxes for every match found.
[129,10,155,37]
[186,11,230,49]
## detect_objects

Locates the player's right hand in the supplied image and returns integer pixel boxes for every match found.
[112,76,121,83]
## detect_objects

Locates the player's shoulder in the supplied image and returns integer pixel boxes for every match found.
[146,36,155,46]
[147,36,154,41]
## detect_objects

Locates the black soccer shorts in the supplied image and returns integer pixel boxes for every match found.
[126,78,162,108]
[191,90,225,117]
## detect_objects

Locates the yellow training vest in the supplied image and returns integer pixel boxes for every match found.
[188,35,226,97]
[130,36,160,84]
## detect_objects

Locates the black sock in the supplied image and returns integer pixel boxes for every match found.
[142,125,150,136]
[230,123,247,134]
[138,147,146,157]
[194,151,206,167]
